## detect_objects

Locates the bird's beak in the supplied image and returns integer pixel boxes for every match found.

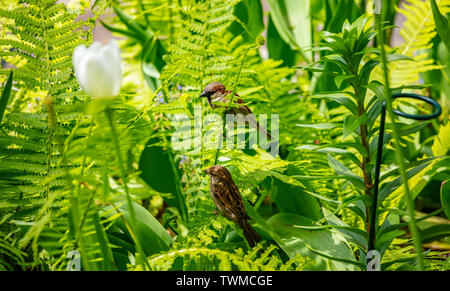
[203,169,209,175]
[200,91,207,98]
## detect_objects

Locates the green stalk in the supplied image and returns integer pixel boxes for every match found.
[375,1,424,270]
[67,115,94,269]
[105,107,150,270]
[213,47,252,165]
[226,48,250,111]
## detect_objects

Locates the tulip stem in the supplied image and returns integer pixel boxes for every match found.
[105,107,150,270]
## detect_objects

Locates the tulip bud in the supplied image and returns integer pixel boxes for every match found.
[73,39,122,99]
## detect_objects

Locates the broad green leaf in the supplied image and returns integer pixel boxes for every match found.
[139,138,177,194]
[0,71,13,125]
[437,42,450,107]
[378,209,443,239]
[325,0,348,32]
[229,0,265,42]
[390,123,428,137]
[297,144,361,169]
[379,161,433,202]
[106,230,136,270]
[100,20,139,39]
[348,199,367,221]
[376,213,400,257]
[272,166,322,221]
[304,245,365,269]
[367,99,382,129]
[381,256,419,271]
[297,142,367,156]
[103,201,173,257]
[139,137,187,221]
[311,92,358,114]
[241,198,296,262]
[367,80,385,101]
[113,5,148,43]
[430,0,450,52]
[327,155,365,189]
[285,0,312,61]
[266,0,298,49]
[267,213,358,270]
[297,145,350,154]
[343,114,367,138]
[325,0,362,33]
[441,180,450,219]
[420,224,450,243]
[361,60,380,90]
[266,0,312,61]
[335,74,355,88]
[380,157,437,183]
[296,123,339,129]
[374,54,414,62]
[297,63,328,73]
[323,208,368,250]
[92,210,116,270]
[369,123,427,158]
[267,17,298,66]
[376,230,405,246]
[245,0,265,38]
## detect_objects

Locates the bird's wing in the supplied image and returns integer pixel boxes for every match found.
[227,180,249,220]
[212,177,248,222]
[232,99,272,140]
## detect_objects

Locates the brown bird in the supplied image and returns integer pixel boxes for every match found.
[200,82,272,140]
[204,165,261,247]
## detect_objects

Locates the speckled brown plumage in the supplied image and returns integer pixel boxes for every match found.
[204,165,261,247]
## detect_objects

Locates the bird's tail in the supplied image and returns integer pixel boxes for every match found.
[233,111,273,141]
[250,117,273,141]
[255,121,280,157]
[256,122,272,140]
[239,219,261,248]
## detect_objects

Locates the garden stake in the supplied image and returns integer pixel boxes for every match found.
[368,93,442,252]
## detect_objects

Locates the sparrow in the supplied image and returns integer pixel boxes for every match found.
[204,165,261,247]
[200,82,272,140]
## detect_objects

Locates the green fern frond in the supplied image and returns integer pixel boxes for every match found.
[0,1,106,269]
[387,0,450,87]
[140,244,290,271]
[161,0,243,92]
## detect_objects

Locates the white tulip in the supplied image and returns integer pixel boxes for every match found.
[73,39,122,99]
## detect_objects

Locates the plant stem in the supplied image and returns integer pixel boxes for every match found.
[368,104,386,252]
[214,47,252,165]
[226,48,250,111]
[105,107,150,270]
[357,97,373,232]
[375,2,424,270]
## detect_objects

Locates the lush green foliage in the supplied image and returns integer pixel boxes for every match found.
[0,0,449,271]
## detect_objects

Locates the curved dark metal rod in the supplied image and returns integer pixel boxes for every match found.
[367,93,442,252]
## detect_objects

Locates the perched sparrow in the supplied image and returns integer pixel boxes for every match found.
[200,82,272,140]
[204,165,261,247]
